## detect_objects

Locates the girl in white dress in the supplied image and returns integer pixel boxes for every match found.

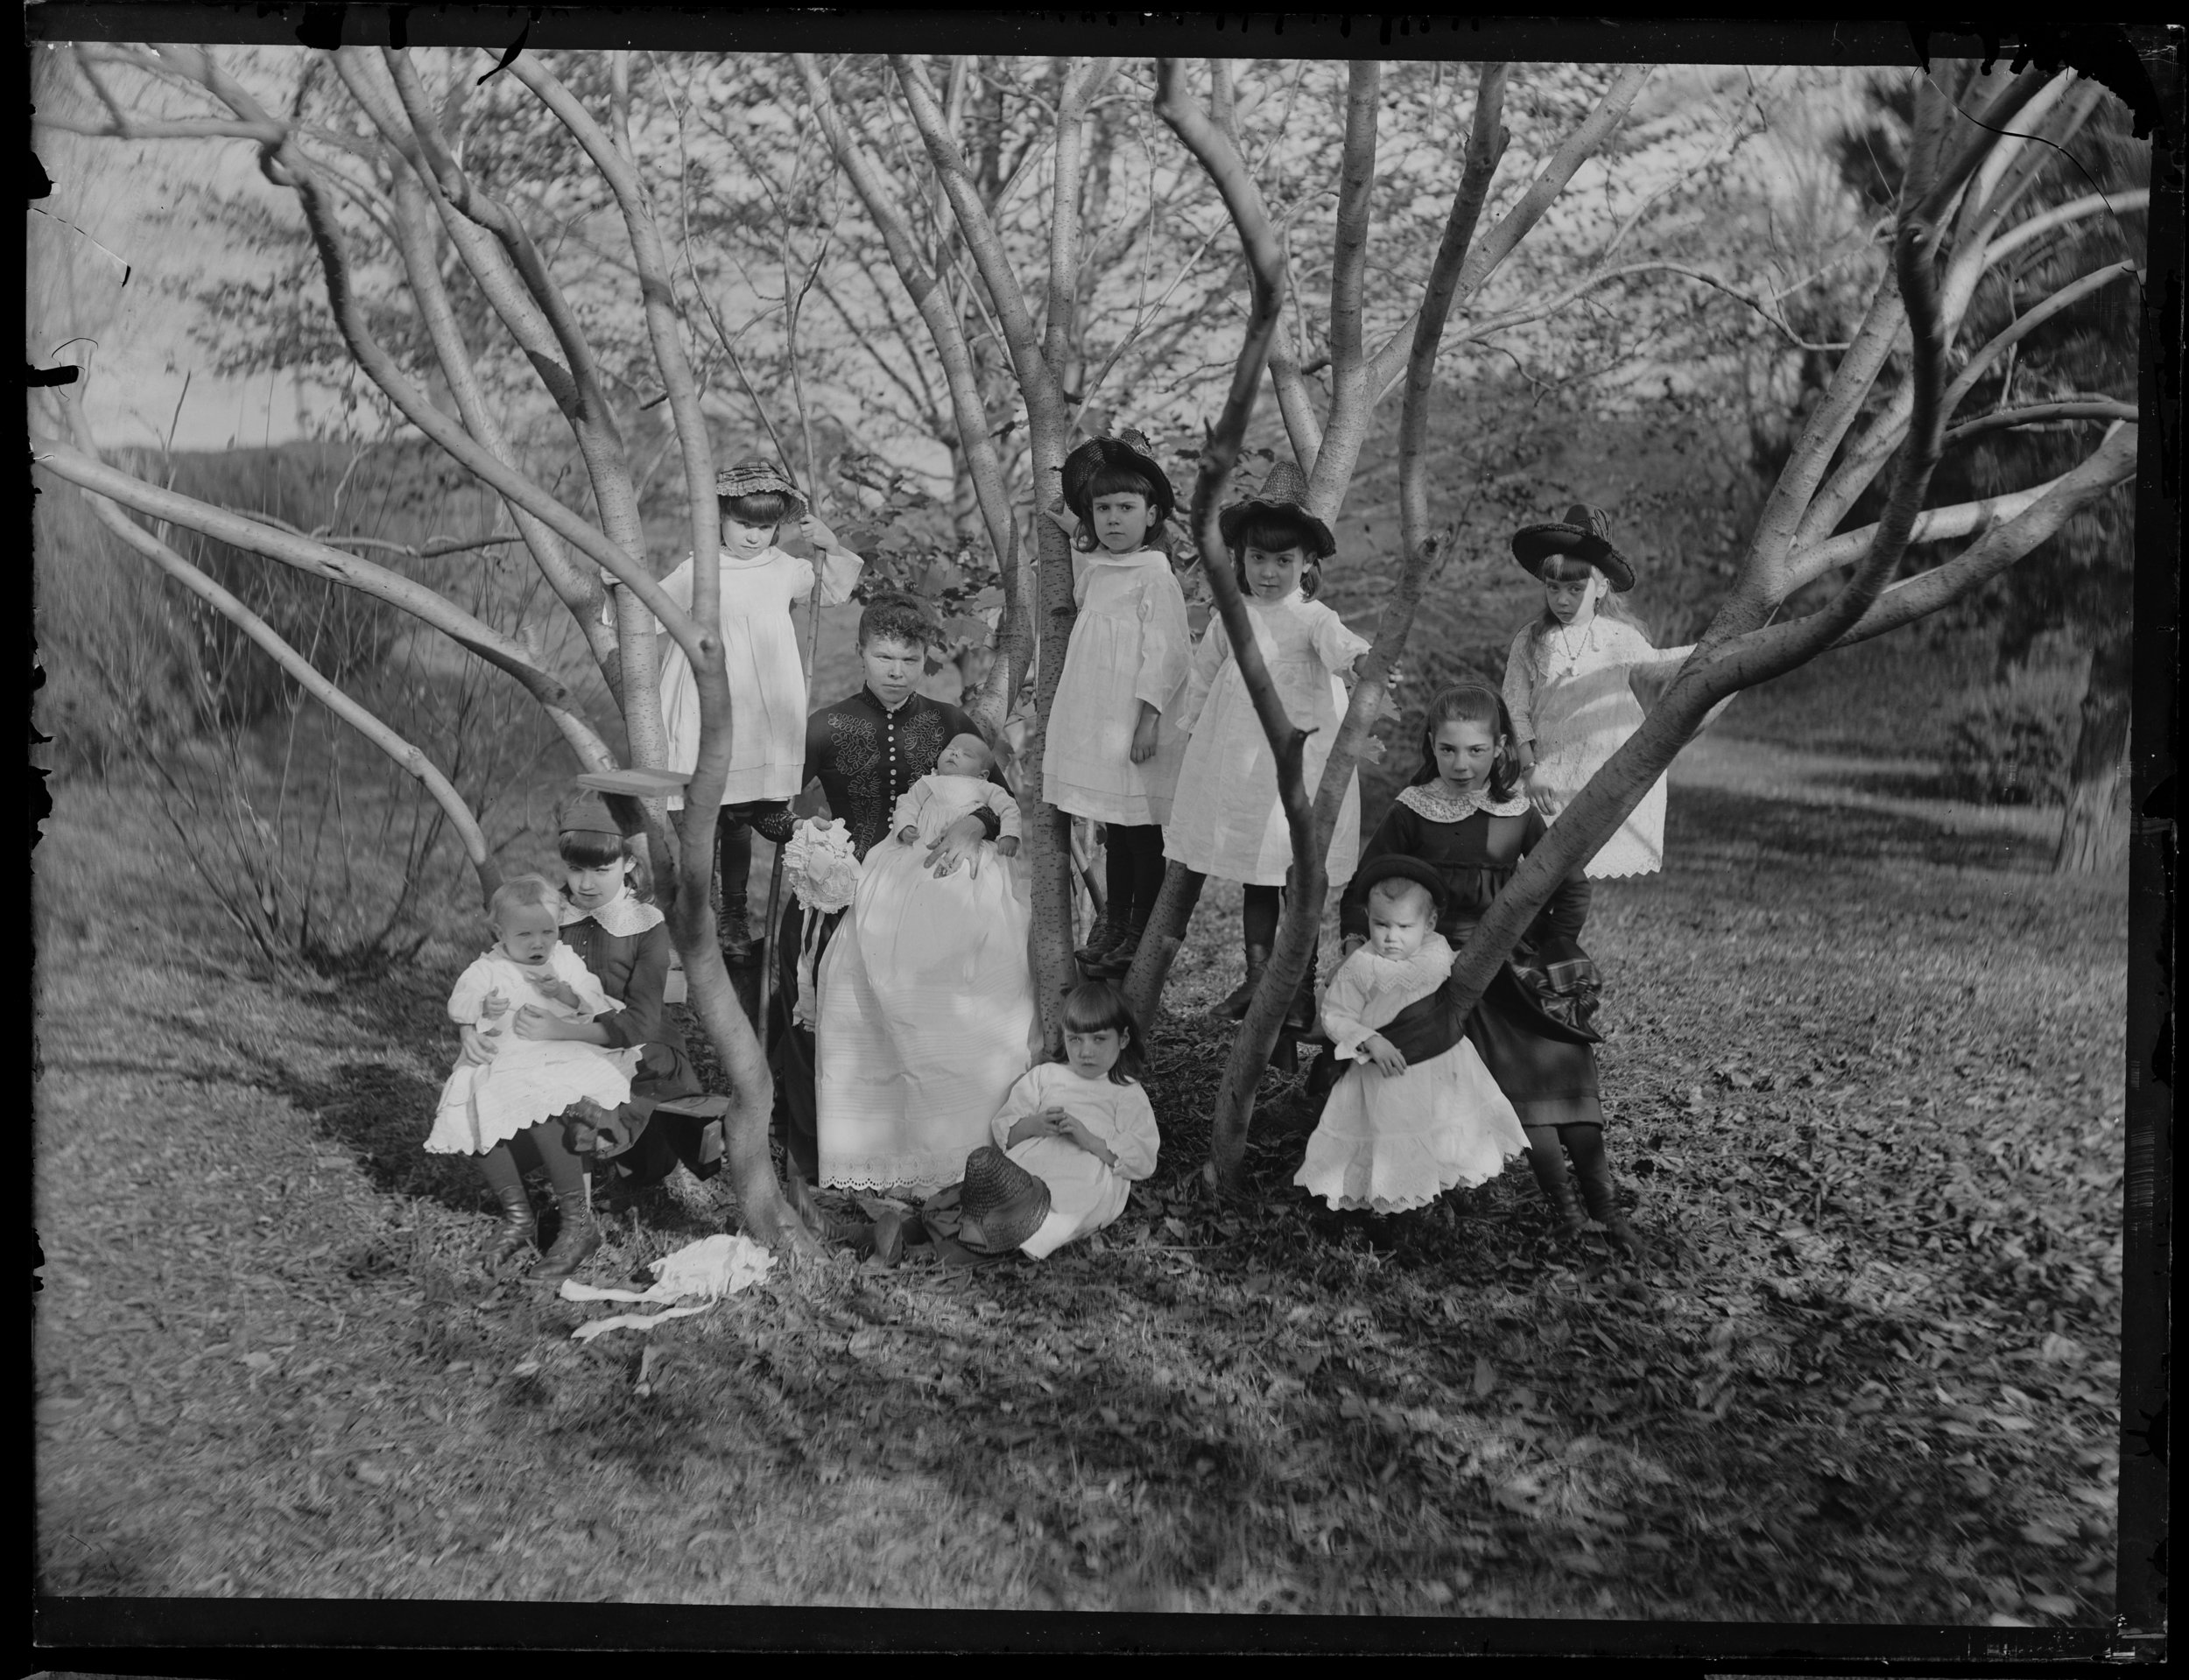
[630,460,862,960]
[1295,859,1528,1214]
[817,733,1039,1195]
[1165,460,1396,1026]
[1502,503,1701,880]
[982,981,1161,1259]
[1040,430,1192,979]
[428,875,642,1280]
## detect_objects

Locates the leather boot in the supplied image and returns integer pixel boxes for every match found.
[1219,944,1271,1020]
[718,893,757,967]
[1074,910,1123,968]
[526,1186,600,1285]
[1285,945,1321,1035]
[487,1183,538,1268]
[1524,1130,1588,1241]
[1089,910,1150,980]
[1573,1148,1644,1258]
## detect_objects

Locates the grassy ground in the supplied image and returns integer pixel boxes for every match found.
[34,643,2124,1624]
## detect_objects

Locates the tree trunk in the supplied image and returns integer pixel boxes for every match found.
[2053,629,2131,874]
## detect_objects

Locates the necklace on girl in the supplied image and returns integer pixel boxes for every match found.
[1551,619,1596,679]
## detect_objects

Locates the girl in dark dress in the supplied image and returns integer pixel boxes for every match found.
[1339,683,1640,1255]
[466,791,725,1278]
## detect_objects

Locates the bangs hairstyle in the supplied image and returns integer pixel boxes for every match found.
[1075,463,1168,550]
[1056,979,1146,1084]
[720,489,793,527]
[856,590,940,652]
[1230,511,1324,600]
[556,826,653,903]
[1411,682,1523,803]
[488,873,562,924]
[1527,551,1651,654]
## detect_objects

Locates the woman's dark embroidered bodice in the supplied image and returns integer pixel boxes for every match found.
[753,687,988,858]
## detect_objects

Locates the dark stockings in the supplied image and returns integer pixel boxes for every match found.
[1242,882,1282,949]
[714,799,787,905]
[489,1118,589,1202]
[1103,824,1168,923]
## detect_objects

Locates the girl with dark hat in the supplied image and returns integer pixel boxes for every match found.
[622,458,862,963]
[1294,855,1529,1215]
[1040,429,1193,979]
[1164,458,1397,1029]
[1502,503,1705,880]
[1340,683,1643,1256]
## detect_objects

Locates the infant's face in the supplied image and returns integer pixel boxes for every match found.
[495,902,561,966]
[1364,887,1433,959]
[936,735,991,778]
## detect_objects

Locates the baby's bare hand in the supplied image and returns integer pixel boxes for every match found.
[480,988,510,1020]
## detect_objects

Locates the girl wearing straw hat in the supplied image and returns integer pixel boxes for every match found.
[1502,503,1707,880]
[627,460,862,962]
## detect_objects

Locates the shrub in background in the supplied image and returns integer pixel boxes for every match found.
[1941,662,2083,808]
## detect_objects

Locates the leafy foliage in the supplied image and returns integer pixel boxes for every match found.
[1940,664,2083,807]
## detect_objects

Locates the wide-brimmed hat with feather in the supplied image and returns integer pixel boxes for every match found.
[1060,427,1178,524]
[1510,503,1635,592]
[713,458,809,520]
[1216,459,1335,559]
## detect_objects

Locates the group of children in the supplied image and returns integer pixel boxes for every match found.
[432,441,1693,1277]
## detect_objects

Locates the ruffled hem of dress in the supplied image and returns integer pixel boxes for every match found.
[1293,1128,1523,1211]
[1581,857,1662,879]
[424,1109,545,1156]
[820,1154,975,1198]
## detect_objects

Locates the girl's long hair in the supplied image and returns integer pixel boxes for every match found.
[1522,552,1653,675]
[1411,682,1523,804]
[557,827,655,903]
[1228,510,1324,601]
[1056,979,1146,1085]
[1073,462,1171,553]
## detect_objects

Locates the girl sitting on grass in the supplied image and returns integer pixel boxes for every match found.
[430,874,637,1283]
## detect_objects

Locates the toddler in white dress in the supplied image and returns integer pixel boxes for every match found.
[429,876,642,1158]
[1294,857,1527,1214]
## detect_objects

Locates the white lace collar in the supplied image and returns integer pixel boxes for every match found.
[559,887,664,937]
[1396,781,1531,823]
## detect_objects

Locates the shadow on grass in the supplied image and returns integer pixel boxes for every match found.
[1669,782,2054,876]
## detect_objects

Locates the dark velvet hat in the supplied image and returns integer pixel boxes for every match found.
[956,1144,1052,1255]
[1216,459,1335,559]
[555,787,623,841]
[1510,503,1635,592]
[714,458,809,520]
[1354,854,1451,917]
[1061,427,1178,524]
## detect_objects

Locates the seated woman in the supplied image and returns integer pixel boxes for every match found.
[816,729,1039,1196]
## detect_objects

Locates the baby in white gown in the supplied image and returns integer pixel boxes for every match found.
[1294,868,1528,1213]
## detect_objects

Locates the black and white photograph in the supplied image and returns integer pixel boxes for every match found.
[28,11,2172,1657]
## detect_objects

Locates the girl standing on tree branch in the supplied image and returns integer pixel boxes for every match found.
[1040,429,1193,981]
[621,460,862,964]
[1164,460,1397,1035]
[1502,503,1708,881]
